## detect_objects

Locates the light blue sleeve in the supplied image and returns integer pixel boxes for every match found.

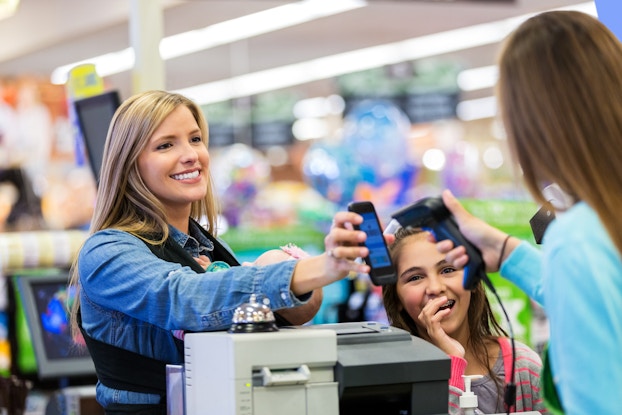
[499,241,544,305]
[542,204,622,415]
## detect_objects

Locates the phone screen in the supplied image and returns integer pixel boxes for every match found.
[359,211,392,268]
[348,201,397,285]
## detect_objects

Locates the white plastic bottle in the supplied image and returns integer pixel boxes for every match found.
[460,374,484,415]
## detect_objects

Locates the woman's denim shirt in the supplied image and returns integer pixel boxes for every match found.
[78,222,303,407]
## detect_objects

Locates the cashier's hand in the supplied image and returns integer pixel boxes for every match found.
[436,190,512,273]
[418,296,465,358]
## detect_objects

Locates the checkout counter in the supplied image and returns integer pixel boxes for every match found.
[180,320,451,415]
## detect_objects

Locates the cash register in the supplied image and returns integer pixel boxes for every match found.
[177,296,451,415]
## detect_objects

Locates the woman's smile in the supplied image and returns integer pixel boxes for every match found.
[171,169,201,181]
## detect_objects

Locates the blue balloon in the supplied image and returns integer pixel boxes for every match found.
[341,99,410,186]
[302,99,417,209]
[302,141,359,205]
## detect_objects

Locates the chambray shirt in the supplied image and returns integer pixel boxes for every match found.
[501,201,622,415]
[78,221,303,407]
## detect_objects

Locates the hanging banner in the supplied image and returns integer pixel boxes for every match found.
[66,64,104,101]
[65,64,105,168]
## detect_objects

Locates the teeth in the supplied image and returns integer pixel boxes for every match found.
[438,299,455,310]
[172,171,199,180]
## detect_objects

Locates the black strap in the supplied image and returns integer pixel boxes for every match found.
[77,312,175,397]
[144,224,292,328]
[145,219,241,271]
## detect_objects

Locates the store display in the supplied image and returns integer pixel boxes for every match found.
[13,270,95,380]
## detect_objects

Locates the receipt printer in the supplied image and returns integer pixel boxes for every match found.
[183,327,338,415]
[181,322,450,415]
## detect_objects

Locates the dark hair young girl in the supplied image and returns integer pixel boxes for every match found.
[383,227,546,414]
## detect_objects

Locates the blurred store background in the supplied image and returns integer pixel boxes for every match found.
[1,0,615,404]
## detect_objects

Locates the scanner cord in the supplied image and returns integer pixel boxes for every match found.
[488,282,516,415]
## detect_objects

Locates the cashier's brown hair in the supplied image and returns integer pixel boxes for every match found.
[497,10,622,256]
[68,90,219,337]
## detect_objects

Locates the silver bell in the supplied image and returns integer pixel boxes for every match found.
[229,294,279,333]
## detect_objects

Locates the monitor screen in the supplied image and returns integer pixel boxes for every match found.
[73,90,121,183]
[14,270,95,379]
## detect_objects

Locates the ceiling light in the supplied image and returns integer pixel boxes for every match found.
[177,2,595,105]
[454,1,597,120]
[293,95,346,118]
[0,0,19,20]
[51,0,365,85]
[456,96,497,121]
[483,145,504,169]
[422,148,446,171]
[292,118,329,141]
[457,65,498,92]
[161,0,366,60]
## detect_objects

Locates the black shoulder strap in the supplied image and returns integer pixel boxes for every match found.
[144,221,240,271]
[189,219,241,266]
[149,226,293,327]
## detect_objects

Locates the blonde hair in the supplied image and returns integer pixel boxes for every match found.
[497,11,622,254]
[69,90,219,334]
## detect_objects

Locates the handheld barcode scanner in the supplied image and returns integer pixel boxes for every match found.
[385,196,490,290]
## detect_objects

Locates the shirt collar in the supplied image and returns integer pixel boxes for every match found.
[168,221,215,257]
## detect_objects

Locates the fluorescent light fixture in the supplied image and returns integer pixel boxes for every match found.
[293,95,345,118]
[160,0,366,60]
[0,0,19,20]
[50,0,365,85]
[457,65,498,92]
[177,2,595,105]
[292,118,329,141]
[457,0,596,93]
[456,96,497,121]
[453,1,597,120]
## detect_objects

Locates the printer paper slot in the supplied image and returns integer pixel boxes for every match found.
[258,365,311,386]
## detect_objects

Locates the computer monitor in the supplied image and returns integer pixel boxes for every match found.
[13,270,95,380]
[73,90,121,183]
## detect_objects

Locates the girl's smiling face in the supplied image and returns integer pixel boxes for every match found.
[395,232,471,342]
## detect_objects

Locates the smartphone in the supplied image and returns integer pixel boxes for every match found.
[347,201,397,286]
